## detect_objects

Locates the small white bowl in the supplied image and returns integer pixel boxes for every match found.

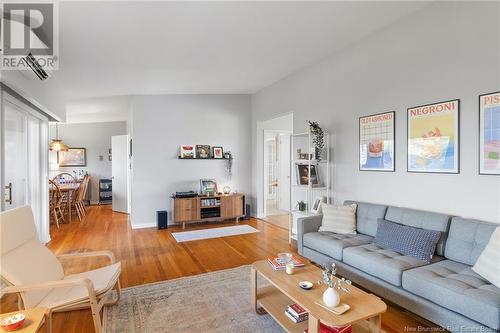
[299,281,313,290]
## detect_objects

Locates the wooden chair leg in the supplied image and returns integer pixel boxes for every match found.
[48,310,53,333]
[89,293,103,333]
[52,208,60,229]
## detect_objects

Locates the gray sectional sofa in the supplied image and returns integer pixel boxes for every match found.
[297,201,500,332]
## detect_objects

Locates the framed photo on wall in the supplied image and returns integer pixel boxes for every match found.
[407,99,460,174]
[479,91,500,175]
[359,111,395,172]
[212,146,224,159]
[196,145,211,159]
[58,148,87,167]
[180,145,195,159]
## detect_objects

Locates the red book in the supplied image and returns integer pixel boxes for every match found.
[304,323,352,333]
[288,303,308,317]
[267,256,305,270]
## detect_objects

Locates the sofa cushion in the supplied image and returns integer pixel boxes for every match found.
[342,243,439,286]
[384,206,450,256]
[319,203,357,234]
[444,217,498,265]
[473,227,500,288]
[375,219,441,263]
[402,260,500,330]
[303,232,373,260]
[343,201,387,237]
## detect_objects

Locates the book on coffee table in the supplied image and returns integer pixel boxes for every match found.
[267,256,305,270]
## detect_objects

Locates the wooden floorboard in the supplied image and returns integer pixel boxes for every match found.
[1,205,435,333]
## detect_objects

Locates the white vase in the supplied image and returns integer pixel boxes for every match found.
[322,287,340,308]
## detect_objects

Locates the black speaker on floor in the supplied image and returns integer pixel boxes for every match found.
[157,210,168,229]
[243,204,251,220]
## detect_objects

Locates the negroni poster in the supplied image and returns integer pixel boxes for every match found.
[480,92,500,175]
[407,100,460,173]
[359,111,395,171]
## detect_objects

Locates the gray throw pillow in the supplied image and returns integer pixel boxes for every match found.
[375,218,441,263]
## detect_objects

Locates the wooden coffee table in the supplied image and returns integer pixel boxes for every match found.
[251,260,387,333]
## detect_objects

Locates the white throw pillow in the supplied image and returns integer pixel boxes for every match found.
[318,203,357,234]
[472,227,500,288]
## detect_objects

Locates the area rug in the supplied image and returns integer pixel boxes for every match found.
[103,266,284,333]
[172,225,259,242]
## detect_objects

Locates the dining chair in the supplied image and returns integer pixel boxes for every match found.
[52,172,76,185]
[0,206,121,333]
[49,180,65,228]
[73,175,89,221]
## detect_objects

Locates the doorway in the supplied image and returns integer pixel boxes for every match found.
[263,130,292,229]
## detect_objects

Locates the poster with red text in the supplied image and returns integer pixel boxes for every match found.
[480,92,500,175]
[359,111,395,171]
[407,100,460,173]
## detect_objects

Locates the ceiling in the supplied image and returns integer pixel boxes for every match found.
[56,1,431,104]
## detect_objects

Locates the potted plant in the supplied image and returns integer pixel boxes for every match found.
[297,201,306,212]
[307,121,325,161]
[320,263,351,308]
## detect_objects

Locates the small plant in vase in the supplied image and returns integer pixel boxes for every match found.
[319,263,351,308]
[307,120,325,161]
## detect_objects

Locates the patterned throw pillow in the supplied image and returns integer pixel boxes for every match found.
[375,218,441,263]
[472,227,500,288]
[318,203,357,234]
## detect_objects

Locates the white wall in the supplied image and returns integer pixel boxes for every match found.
[130,94,251,228]
[49,121,127,203]
[252,2,500,223]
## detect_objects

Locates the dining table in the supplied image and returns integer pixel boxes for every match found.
[49,182,81,223]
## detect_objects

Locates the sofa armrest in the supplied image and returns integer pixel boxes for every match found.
[297,214,323,255]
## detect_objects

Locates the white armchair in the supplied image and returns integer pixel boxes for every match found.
[0,206,121,333]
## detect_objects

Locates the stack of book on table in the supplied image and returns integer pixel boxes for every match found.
[285,303,308,323]
[267,256,305,270]
[303,323,352,333]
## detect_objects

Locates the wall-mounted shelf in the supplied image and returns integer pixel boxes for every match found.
[178,156,228,160]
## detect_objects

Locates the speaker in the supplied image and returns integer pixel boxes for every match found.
[157,210,168,229]
[243,204,251,220]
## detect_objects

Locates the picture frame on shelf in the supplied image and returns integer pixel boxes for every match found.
[479,91,500,175]
[212,146,224,159]
[180,145,195,159]
[295,163,320,186]
[407,99,460,174]
[200,179,218,195]
[196,145,211,159]
[58,148,87,167]
[311,196,326,214]
[359,111,395,172]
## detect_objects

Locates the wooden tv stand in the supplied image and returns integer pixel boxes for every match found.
[172,194,245,229]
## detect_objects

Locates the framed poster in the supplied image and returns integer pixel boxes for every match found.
[479,91,500,175]
[359,111,395,171]
[57,148,87,167]
[212,146,224,159]
[407,99,460,173]
[200,179,218,195]
[295,163,320,186]
[180,145,195,159]
[196,145,211,159]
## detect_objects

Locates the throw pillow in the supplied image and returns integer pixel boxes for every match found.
[375,218,441,263]
[318,203,357,234]
[472,227,500,288]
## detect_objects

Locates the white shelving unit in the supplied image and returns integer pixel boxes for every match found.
[289,131,331,243]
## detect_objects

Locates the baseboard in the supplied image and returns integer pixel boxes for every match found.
[131,222,157,229]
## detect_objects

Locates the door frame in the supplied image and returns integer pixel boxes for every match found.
[262,129,292,217]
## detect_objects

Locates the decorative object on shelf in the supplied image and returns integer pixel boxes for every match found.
[479,91,500,175]
[359,111,395,172]
[108,148,112,161]
[407,99,460,174]
[222,186,231,195]
[200,179,218,195]
[196,145,211,159]
[319,263,351,308]
[307,120,325,161]
[49,123,68,152]
[212,146,224,159]
[58,148,87,167]
[296,163,320,185]
[224,151,233,178]
[311,196,326,214]
[180,145,196,159]
[297,200,306,212]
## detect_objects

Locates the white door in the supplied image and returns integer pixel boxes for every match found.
[112,135,129,213]
[3,101,28,209]
[278,134,291,211]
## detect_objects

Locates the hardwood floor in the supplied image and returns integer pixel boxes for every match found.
[1,205,435,333]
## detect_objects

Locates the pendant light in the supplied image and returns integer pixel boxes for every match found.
[49,123,68,151]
